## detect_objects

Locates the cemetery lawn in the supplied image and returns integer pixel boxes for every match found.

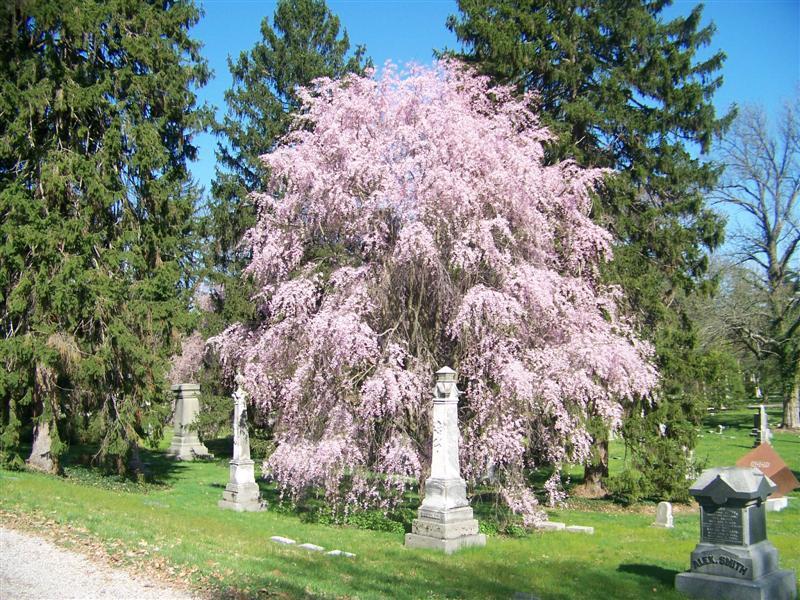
[1,408,798,600]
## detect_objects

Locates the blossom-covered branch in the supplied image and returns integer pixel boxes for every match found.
[210,60,658,523]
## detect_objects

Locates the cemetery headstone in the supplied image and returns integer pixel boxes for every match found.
[270,536,296,545]
[166,383,211,460]
[298,543,324,552]
[565,525,594,534]
[750,405,772,447]
[674,466,796,600]
[653,501,674,528]
[736,443,799,513]
[219,379,266,512]
[405,367,486,554]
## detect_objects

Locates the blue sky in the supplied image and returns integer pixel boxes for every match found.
[190,0,800,195]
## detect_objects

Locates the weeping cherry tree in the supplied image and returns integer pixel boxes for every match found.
[211,61,658,525]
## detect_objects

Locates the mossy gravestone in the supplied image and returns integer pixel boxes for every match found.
[675,467,796,600]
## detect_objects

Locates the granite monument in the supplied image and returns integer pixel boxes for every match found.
[219,379,266,512]
[675,466,796,600]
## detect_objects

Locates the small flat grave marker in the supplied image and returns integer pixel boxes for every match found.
[270,536,296,545]
[536,521,566,531]
[298,543,324,552]
[326,550,355,558]
[766,497,789,512]
[565,525,594,534]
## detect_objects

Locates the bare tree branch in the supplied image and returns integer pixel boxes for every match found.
[712,100,800,427]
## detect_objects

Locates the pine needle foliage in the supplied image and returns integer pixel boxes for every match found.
[0,0,210,474]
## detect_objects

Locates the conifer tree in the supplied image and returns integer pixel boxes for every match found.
[207,0,369,306]
[0,0,209,473]
[447,0,734,498]
[198,0,369,437]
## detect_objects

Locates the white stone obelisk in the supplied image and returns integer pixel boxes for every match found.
[166,383,210,460]
[219,377,265,512]
[405,366,486,553]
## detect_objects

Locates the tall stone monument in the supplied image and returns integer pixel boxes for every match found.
[405,367,486,554]
[750,405,772,447]
[218,379,265,512]
[166,383,210,460]
[675,466,796,600]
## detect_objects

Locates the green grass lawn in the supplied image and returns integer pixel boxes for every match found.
[1,408,798,599]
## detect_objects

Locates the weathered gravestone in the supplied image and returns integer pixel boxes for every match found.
[219,380,266,512]
[404,367,486,554]
[736,443,799,513]
[750,405,772,447]
[166,383,211,460]
[653,501,674,528]
[674,467,796,600]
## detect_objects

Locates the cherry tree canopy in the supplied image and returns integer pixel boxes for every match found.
[211,61,657,524]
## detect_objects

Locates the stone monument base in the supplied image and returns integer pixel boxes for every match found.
[218,459,265,512]
[218,481,266,512]
[166,434,211,461]
[675,568,797,600]
[404,506,486,554]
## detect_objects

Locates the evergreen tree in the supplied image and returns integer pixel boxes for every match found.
[198,0,369,438]
[0,0,209,474]
[447,0,734,498]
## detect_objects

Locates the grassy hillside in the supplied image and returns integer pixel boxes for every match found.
[1,408,797,599]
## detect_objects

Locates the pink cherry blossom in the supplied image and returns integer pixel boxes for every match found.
[168,331,206,385]
[210,60,658,523]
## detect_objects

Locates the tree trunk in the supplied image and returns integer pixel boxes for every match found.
[783,357,800,429]
[580,437,609,498]
[27,400,57,474]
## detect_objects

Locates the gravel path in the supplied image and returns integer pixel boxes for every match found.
[0,527,196,600]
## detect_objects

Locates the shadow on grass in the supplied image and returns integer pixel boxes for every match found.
[204,436,233,459]
[618,563,680,586]
[703,408,756,431]
[59,443,190,491]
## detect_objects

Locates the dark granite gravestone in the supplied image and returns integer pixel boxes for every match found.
[675,467,796,600]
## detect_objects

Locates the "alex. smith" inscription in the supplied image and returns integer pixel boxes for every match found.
[692,554,749,576]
